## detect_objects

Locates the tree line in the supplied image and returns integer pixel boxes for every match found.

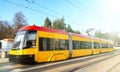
[95,30,120,47]
[0,12,120,46]
[0,12,80,40]
[44,17,80,34]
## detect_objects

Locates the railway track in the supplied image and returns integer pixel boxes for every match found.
[9,49,120,72]
[68,51,120,72]
[107,61,120,72]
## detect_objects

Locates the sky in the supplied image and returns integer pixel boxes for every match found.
[0,0,120,35]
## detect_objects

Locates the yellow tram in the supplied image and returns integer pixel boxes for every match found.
[9,25,114,63]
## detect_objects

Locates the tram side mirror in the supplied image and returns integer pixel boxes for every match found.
[26,40,33,48]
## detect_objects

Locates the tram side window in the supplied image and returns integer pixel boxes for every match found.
[110,44,113,48]
[55,39,68,50]
[81,42,87,49]
[94,42,100,49]
[73,41,81,49]
[39,38,48,51]
[80,41,91,49]
[87,42,92,49]
[84,42,91,49]
[80,41,84,49]
[105,44,109,48]
[73,41,91,49]
[39,37,68,51]
[101,44,104,48]
[101,43,109,48]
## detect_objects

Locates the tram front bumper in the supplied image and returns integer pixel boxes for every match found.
[9,54,35,63]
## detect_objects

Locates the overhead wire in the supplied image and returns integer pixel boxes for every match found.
[65,0,82,11]
[75,0,102,27]
[3,0,91,33]
[65,0,92,16]
[3,0,59,18]
[65,0,94,28]
[26,0,82,25]
[66,0,102,29]
[3,0,83,26]
[76,0,95,15]
[29,1,64,16]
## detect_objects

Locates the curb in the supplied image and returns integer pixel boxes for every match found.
[0,58,9,63]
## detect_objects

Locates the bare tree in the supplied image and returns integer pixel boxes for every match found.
[0,20,6,39]
[0,20,14,39]
[13,12,28,33]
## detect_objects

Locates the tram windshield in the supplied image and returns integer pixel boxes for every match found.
[12,30,37,50]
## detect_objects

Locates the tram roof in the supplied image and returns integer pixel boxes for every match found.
[19,25,68,35]
[71,33,91,39]
[19,25,113,42]
[20,25,93,38]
